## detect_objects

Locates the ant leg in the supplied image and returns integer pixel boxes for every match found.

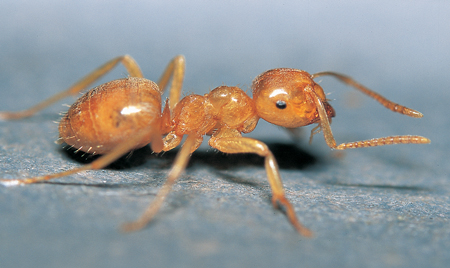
[311,71,423,118]
[308,124,322,144]
[121,133,197,232]
[156,55,186,111]
[209,128,313,237]
[306,88,430,150]
[0,127,162,186]
[0,55,143,120]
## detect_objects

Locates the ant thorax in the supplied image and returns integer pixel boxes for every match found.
[168,86,259,137]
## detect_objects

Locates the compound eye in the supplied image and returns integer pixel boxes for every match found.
[275,100,287,109]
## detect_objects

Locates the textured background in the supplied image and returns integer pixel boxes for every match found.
[0,1,448,267]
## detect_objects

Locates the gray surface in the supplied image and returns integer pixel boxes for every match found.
[0,1,449,267]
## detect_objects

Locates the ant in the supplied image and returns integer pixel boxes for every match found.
[0,55,430,237]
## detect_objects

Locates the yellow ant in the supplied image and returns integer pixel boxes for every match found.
[0,55,430,237]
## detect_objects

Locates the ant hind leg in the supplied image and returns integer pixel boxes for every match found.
[0,127,162,186]
[0,55,144,120]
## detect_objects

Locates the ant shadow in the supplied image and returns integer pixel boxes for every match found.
[58,142,319,208]
[61,141,318,171]
[60,141,429,192]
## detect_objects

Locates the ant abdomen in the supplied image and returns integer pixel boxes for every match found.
[59,77,162,154]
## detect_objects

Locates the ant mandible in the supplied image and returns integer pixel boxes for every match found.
[0,55,430,237]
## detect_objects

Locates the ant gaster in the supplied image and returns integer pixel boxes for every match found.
[0,55,430,237]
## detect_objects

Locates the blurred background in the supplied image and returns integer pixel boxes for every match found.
[0,1,448,267]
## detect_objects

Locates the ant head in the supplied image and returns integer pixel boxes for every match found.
[252,68,335,128]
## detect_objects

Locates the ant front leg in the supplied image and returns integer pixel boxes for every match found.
[209,128,313,237]
[306,88,430,150]
[0,55,143,120]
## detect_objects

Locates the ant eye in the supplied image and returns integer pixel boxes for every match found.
[276,100,287,109]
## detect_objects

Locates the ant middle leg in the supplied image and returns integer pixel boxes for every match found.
[121,133,197,232]
[156,55,186,111]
